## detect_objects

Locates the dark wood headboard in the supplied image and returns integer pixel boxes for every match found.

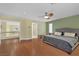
[56,28,79,35]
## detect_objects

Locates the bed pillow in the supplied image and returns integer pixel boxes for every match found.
[54,32,61,35]
[64,32,75,37]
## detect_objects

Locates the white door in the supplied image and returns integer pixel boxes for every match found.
[32,23,38,38]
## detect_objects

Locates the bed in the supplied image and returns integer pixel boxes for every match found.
[43,28,79,54]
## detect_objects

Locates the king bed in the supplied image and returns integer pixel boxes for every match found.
[43,28,79,54]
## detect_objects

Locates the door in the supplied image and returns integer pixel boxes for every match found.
[32,23,38,38]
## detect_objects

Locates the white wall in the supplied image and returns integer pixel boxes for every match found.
[50,3,79,20]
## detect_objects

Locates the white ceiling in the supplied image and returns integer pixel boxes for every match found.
[0,3,79,22]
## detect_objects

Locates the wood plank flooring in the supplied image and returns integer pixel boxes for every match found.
[0,38,79,56]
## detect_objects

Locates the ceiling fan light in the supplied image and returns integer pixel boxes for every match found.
[44,16,49,19]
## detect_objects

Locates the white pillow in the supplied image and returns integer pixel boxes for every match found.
[54,32,61,35]
[64,32,75,37]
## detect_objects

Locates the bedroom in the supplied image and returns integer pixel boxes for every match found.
[0,3,79,56]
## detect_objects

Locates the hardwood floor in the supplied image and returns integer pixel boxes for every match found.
[0,38,79,56]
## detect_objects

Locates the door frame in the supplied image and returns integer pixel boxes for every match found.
[32,23,38,38]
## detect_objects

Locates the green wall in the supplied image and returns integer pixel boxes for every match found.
[46,15,79,33]
[38,22,46,35]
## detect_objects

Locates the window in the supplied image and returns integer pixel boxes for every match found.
[49,23,53,33]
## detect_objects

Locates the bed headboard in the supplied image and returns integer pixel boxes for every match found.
[56,28,79,35]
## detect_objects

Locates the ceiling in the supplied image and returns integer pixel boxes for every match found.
[0,3,79,22]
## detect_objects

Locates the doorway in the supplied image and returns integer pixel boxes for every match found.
[32,23,38,38]
[0,20,20,40]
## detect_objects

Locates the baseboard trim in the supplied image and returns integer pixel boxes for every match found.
[20,38,32,40]
[0,37,19,40]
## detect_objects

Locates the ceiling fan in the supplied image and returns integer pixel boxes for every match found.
[44,11,54,19]
[38,3,55,20]
[39,11,54,20]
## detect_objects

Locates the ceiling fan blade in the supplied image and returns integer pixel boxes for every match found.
[45,12,48,16]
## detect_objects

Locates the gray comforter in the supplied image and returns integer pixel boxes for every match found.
[43,35,78,53]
